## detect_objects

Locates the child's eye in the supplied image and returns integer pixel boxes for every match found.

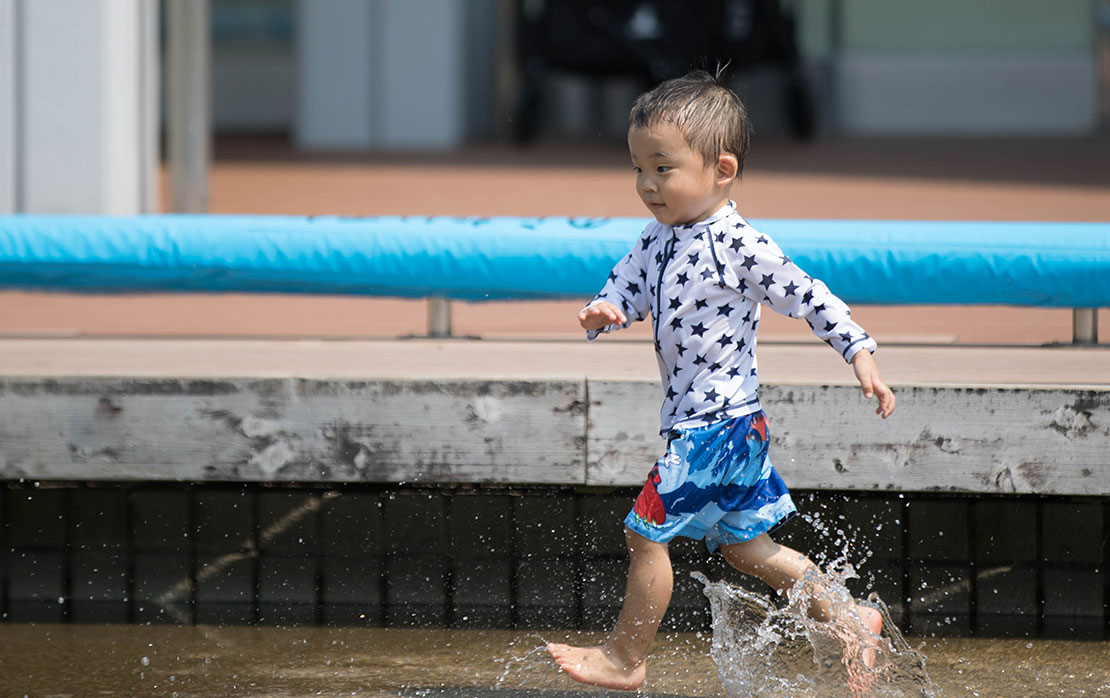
[656,166,671,173]
[632,166,642,174]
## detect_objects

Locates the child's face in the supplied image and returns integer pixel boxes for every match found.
[628,122,734,227]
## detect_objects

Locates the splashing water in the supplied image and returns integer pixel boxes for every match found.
[493,633,567,692]
[694,568,940,698]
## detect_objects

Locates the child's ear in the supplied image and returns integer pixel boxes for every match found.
[715,153,739,185]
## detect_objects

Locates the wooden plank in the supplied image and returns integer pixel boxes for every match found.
[585,380,665,486]
[4,375,1107,495]
[0,378,586,484]
[586,380,1110,496]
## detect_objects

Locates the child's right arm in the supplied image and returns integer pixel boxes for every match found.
[579,230,654,339]
[578,301,627,330]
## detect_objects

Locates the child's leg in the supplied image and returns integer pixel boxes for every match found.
[719,533,835,620]
[720,533,883,665]
[546,527,672,691]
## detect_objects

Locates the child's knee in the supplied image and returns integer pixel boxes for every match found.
[722,546,761,576]
[720,534,778,573]
[623,526,669,557]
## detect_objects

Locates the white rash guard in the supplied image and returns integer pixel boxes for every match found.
[585,202,877,434]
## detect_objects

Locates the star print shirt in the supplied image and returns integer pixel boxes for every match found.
[585,202,877,434]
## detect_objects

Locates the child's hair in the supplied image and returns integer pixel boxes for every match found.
[629,69,751,173]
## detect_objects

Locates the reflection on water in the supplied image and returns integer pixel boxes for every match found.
[1,622,1108,698]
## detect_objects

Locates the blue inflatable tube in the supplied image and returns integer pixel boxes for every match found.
[0,215,1107,306]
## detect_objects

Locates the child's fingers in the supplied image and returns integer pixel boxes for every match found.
[596,304,626,324]
[858,373,875,400]
[874,382,896,419]
[859,372,895,419]
[578,303,626,329]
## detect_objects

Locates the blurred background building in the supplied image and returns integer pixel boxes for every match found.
[1,0,1108,215]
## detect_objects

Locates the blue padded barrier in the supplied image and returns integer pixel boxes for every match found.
[0,215,1107,306]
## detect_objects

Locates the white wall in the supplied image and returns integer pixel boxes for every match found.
[2,0,158,214]
[294,0,374,148]
[294,0,464,150]
[0,0,16,212]
[835,55,1096,135]
[828,0,1097,135]
[376,0,464,149]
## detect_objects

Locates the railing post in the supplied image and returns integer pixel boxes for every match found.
[1073,308,1099,345]
[1098,0,1110,131]
[427,297,453,337]
[166,0,210,214]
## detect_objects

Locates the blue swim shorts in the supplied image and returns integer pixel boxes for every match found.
[624,411,797,552]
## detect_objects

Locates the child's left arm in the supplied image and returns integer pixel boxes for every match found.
[720,228,876,363]
[850,350,895,419]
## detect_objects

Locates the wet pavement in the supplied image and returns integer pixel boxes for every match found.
[1,624,1107,697]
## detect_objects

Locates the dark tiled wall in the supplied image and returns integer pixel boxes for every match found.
[1,483,1106,638]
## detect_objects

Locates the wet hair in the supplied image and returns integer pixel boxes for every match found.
[629,69,751,173]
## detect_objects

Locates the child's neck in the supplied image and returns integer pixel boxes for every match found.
[682,197,732,227]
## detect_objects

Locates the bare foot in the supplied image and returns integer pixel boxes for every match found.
[546,642,646,691]
[857,604,883,667]
[844,604,884,697]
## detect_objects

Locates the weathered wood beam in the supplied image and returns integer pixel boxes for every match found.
[1,377,1106,496]
[0,378,586,485]
[586,381,1110,495]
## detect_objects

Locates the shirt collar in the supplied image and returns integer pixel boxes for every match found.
[673,201,735,233]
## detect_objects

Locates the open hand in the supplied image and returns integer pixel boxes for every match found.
[850,351,895,419]
[578,301,627,330]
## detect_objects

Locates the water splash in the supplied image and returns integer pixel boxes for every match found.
[493,633,563,691]
[694,569,939,697]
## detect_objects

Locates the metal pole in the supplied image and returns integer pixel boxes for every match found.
[427,297,453,337]
[1073,309,1099,345]
[139,0,160,214]
[166,0,210,213]
[1098,0,1110,131]
[493,0,519,142]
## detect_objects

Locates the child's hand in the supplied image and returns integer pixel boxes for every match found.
[850,351,895,419]
[578,301,627,330]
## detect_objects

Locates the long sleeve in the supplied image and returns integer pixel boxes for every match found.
[582,203,879,434]
[716,223,876,362]
[584,228,655,341]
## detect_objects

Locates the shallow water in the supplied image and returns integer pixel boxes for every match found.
[693,570,938,697]
[1,622,1107,698]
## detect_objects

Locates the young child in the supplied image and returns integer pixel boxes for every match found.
[546,70,896,692]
